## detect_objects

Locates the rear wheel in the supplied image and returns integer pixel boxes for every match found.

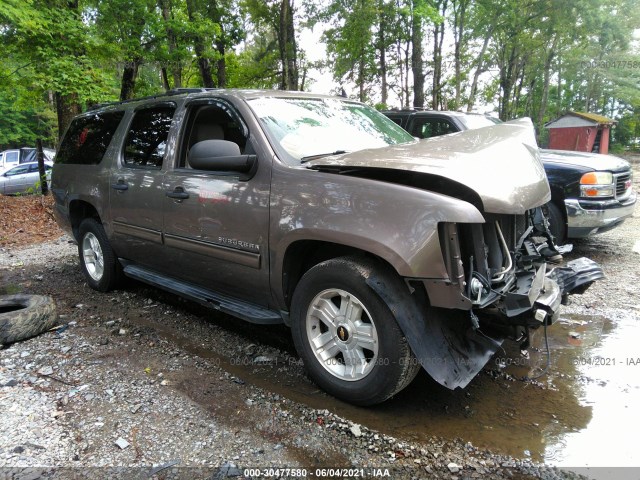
[78,218,120,292]
[291,256,419,406]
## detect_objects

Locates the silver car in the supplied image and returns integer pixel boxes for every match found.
[0,162,53,195]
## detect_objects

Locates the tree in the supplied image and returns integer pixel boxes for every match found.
[244,0,300,90]
[1,0,113,138]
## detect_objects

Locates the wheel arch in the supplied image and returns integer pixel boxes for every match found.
[278,238,418,314]
[69,199,101,241]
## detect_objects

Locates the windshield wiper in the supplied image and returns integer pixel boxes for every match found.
[300,150,348,163]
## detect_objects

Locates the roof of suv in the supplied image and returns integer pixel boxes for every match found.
[88,88,353,112]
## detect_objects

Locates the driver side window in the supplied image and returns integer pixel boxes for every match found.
[180,103,249,169]
[6,165,29,177]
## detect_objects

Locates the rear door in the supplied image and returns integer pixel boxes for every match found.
[162,98,272,305]
[109,102,176,269]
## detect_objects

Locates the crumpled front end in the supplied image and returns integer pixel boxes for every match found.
[414,209,603,389]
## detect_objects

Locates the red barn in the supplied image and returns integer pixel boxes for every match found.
[544,112,616,154]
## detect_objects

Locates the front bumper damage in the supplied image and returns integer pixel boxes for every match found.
[413,209,604,390]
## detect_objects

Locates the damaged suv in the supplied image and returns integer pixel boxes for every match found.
[51,90,602,405]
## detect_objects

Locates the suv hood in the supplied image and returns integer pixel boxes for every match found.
[307,118,550,214]
[540,149,630,172]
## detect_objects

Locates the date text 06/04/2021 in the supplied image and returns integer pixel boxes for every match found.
[572,356,640,366]
[242,468,391,478]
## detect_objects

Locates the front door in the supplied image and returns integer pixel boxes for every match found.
[162,99,272,305]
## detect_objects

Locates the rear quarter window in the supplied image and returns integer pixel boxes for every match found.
[56,111,125,165]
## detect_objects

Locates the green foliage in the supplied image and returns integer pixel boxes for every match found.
[1,0,639,148]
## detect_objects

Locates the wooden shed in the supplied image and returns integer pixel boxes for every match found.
[544,112,616,154]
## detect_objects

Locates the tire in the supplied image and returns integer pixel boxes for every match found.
[78,218,120,292]
[544,201,566,245]
[0,294,58,345]
[291,256,420,406]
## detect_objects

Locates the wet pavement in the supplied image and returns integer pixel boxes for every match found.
[130,299,640,477]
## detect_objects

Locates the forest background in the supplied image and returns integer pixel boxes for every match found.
[1,0,639,150]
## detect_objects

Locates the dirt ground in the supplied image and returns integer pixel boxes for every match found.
[0,195,60,248]
[0,160,638,480]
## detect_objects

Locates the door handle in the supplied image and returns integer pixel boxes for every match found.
[111,180,128,191]
[166,187,189,200]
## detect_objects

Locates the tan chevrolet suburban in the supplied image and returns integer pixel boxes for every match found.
[51,89,602,405]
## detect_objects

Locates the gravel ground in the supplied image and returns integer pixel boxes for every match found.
[1,160,638,480]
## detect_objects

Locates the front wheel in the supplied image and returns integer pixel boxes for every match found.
[544,201,567,245]
[78,218,120,292]
[291,256,420,406]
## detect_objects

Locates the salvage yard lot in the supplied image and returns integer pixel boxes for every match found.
[0,160,639,479]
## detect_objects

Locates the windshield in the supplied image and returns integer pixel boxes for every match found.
[247,97,415,164]
[459,115,502,130]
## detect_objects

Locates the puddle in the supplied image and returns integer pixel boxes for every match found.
[541,311,640,476]
[129,305,640,474]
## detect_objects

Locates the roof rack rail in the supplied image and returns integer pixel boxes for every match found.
[87,88,219,111]
[165,88,218,94]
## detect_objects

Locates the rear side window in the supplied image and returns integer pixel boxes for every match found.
[56,111,125,165]
[123,105,175,168]
[415,119,457,138]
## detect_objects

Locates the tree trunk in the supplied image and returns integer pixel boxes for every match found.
[120,58,141,101]
[513,60,526,115]
[378,0,388,106]
[498,45,517,120]
[452,0,467,110]
[431,1,447,110]
[536,36,558,135]
[404,40,410,108]
[278,0,298,90]
[411,3,424,108]
[467,31,491,112]
[159,0,182,89]
[36,139,48,196]
[55,92,81,141]
[161,68,171,90]
[216,38,226,88]
[186,0,215,88]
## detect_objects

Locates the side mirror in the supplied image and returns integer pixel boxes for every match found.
[189,140,256,174]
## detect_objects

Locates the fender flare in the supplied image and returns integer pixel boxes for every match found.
[365,270,503,390]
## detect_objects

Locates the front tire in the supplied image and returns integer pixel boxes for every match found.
[291,256,419,406]
[544,201,567,244]
[78,218,120,292]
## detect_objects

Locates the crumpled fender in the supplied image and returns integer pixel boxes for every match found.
[365,266,503,390]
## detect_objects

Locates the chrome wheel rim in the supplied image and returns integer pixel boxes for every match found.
[82,232,104,282]
[305,288,379,381]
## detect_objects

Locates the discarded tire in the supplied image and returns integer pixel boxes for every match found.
[0,294,58,345]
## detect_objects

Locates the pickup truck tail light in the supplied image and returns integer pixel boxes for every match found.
[580,171,614,198]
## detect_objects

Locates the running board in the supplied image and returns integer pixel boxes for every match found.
[122,264,283,325]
